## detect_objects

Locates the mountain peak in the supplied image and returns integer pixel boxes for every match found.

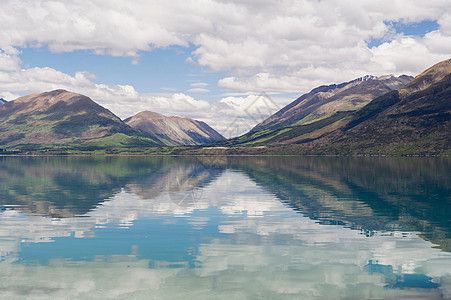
[355,75,377,82]
[24,89,81,101]
[125,110,225,145]
[252,73,413,131]
[416,58,451,79]
[132,111,165,119]
[402,58,451,94]
[2,89,90,116]
[0,90,162,148]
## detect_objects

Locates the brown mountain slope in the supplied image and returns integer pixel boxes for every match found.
[124,111,225,146]
[401,58,451,95]
[314,71,451,154]
[0,89,161,148]
[223,74,412,147]
[279,58,451,154]
[253,74,413,131]
[222,59,450,155]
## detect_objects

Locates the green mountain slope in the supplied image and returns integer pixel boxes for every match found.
[0,89,161,150]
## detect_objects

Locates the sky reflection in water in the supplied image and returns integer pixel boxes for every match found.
[0,156,450,299]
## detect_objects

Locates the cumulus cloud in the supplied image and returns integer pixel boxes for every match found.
[1,1,450,72]
[0,0,450,133]
[370,32,451,75]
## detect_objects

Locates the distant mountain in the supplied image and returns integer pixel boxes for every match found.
[0,90,161,149]
[224,59,450,154]
[124,111,225,145]
[0,98,6,106]
[253,74,413,132]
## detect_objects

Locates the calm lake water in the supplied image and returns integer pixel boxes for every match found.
[0,156,450,299]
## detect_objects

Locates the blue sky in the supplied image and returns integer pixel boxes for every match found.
[368,20,439,48]
[18,45,229,100]
[0,0,450,135]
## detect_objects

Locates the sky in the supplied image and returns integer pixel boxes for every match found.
[0,0,450,137]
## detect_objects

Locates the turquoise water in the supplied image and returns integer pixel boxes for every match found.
[0,156,450,299]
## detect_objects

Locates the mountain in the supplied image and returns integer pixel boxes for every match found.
[0,89,161,149]
[315,59,451,154]
[401,58,451,95]
[124,111,225,145]
[224,59,450,154]
[0,98,6,107]
[253,74,413,132]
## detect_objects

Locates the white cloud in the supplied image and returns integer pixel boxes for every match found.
[189,82,208,87]
[370,32,451,75]
[0,0,450,134]
[0,1,449,74]
[185,57,196,64]
[160,87,177,91]
[186,88,210,93]
[0,50,21,72]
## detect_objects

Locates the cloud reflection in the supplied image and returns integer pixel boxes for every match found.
[0,157,450,299]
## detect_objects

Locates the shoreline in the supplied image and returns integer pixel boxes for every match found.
[0,153,448,157]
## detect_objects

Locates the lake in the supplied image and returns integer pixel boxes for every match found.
[0,156,450,299]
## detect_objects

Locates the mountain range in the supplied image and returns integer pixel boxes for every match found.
[0,90,224,150]
[253,74,413,131]
[224,58,450,155]
[0,58,449,154]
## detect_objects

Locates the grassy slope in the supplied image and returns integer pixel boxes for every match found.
[0,92,162,150]
[223,111,352,147]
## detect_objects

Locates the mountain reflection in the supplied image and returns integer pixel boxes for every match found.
[0,156,224,218]
[0,156,449,250]
[0,156,450,299]
[227,156,451,251]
